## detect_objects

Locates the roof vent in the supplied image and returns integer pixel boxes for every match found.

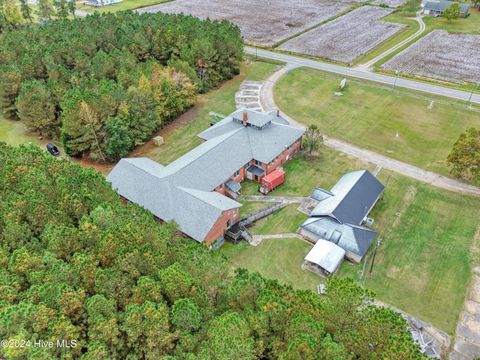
[242,111,248,127]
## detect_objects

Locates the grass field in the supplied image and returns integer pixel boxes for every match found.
[248,204,308,235]
[0,118,41,146]
[220,238,321,291]
[423,6,480,34]
[274,67,480,179]
[339,170,480,334]
[133,59,281,164]
[76,0,171,13]
[231,150,480,333]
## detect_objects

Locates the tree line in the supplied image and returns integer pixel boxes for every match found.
[0,0,76,31]
[0,143,424,359]
[0,12,243,161]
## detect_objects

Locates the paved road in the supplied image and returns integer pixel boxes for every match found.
[246,47,480,104]
[259,67,480,197]
[358,13,426,70]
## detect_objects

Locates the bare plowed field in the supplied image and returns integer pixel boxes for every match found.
[138,0,352,46]
[278,6,405,63]
[382,30,480,84]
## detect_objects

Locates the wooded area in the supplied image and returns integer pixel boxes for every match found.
[0,12,243,161]
[0,143,423,359]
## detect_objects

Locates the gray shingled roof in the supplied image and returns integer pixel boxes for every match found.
[424,0,469,14]
[310,170,384,225]
[107,109,304,242]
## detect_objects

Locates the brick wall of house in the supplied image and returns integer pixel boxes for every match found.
[266,138,302,174]
[204,208,241,246]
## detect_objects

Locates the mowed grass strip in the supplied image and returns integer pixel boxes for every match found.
[220,238,321,291]
[274,67,480,178]
[133,60,281,164]
[248,204,308,235]
[76,0,172,13]
[339,170,480,334]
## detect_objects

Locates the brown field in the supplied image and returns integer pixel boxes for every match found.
[138,0,354,46]
[278,6,405,63]
[382,30,480,84]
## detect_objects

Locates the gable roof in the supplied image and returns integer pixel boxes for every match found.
[301,217,376,258]
[305,239,345,274]
[424,0,469,13]
[310,170,384,225]
[107,158,240,241]
[107,109,303,242]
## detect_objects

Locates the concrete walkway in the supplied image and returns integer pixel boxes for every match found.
[450,266,480,359]
[239,195,309,203]
[259,67,480,197]
[357,13,426,70]
[250,233,302,246]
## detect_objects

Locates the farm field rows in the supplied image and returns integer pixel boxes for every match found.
[382,30,480,84]
[137,0,354,46]
[279,6,405,63]
[274,67,480,180]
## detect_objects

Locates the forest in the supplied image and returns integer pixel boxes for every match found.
[0,12,243,161]
[0,143,424,359]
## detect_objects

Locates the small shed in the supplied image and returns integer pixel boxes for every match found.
[304,240,346,276]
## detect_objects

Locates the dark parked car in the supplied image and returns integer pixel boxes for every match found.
[46,143,60,156]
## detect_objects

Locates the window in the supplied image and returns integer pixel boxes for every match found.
[233,170,240,177]
[254,160,262,166]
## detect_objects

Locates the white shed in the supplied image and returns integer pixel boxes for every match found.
[304,239,345,276]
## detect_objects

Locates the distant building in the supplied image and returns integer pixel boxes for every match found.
[87,0,123,7]
[300,170,384,276]
[422,1,470,17]
[107,109,304,248]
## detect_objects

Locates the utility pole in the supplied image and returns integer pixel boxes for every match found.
[393,70,400,90]
[369,238,383,275]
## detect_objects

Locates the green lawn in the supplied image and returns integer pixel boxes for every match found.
[134,59,281,164]
[0,118,41,146]
[239,201,270,217]
[220,238,322,291]
[240,151,375,197]
[248,204,308,235]
[423,6,480,34]
[274,67,480,180]
[76,0,171,13]
[230,150,480,334]
[338,170,480,334]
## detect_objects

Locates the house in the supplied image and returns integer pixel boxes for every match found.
[299,170,384,275]
[86,0,122,7]
[422,1,470,17]
[107,109,304,247]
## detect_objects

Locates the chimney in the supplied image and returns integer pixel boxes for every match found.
[276,109,280,117]
[242,111,248,127]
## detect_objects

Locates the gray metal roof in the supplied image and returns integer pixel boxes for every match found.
[301,217,376,258]
[226,179,241,192]
[305,239,345,274]
[247,165,265,176]
[424,0,469,14]
[107,109,303,242]
[310,170,384,225]
[311,187,334,202]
